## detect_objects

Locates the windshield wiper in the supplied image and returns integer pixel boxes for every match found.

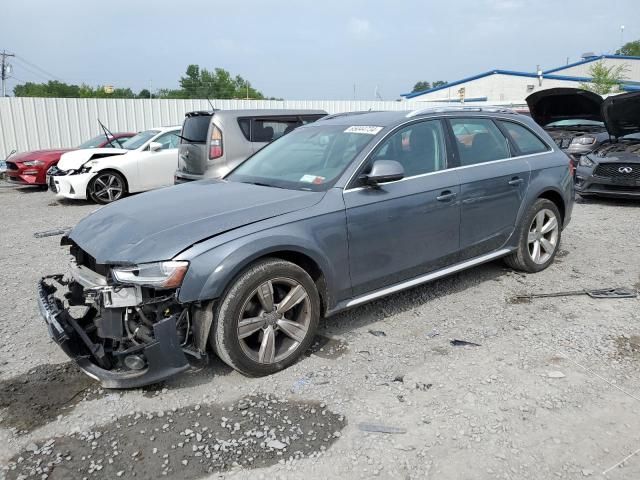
[176,134,199,143]
[243,181,284,189]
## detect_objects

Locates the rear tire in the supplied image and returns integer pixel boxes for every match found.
[210,258,320,376]
[504,198,561,273]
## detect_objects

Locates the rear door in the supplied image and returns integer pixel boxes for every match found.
[177,113,212,176]
[448,117,531,260]
[344,119,461,295]
[138,130,180,190]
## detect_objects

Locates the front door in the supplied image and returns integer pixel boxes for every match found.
[139,130,180,190]
[344,119,461,296]
[448,117,531,260]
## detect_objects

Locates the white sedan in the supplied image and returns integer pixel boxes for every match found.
[49,126,181,203]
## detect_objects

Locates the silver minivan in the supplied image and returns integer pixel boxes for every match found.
[175,109,327,182]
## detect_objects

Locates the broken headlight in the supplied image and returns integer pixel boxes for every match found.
[571,136,596,146]
[77,160,99,174]
[111,261,189,289]
[579,156,595,167]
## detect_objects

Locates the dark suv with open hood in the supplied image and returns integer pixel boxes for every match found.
[526,88,610,158]
[573,91,640,199]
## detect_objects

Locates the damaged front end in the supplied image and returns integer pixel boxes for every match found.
[37,243,210,388]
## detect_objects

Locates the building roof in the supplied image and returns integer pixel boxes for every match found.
[403,55,640,99]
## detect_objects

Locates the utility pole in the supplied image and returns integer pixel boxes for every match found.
[1,50,16,97]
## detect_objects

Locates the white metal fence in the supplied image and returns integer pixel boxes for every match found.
[0,97,437,158]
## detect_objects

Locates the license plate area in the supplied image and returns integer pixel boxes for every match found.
[102,286,142,308]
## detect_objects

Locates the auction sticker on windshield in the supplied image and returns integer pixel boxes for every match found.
[344,126,383,135]
[300,174,325,184]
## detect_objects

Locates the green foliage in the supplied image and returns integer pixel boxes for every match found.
[13,65,265,100]
[580,61,629,95]
[411,80,447,93]
[616,39,640,57]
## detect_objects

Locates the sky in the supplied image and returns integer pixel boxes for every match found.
[2,0,639,100]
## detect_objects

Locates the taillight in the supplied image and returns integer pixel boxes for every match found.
[209,126,223,159]
[568,155,576,176]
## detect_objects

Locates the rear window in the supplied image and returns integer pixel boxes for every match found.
[237,115,324,143]
[181,115,212,143]
[498,121,549,155]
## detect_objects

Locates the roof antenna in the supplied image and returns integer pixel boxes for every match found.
[206,96,216,111]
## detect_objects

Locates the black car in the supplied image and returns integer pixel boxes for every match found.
[526,88,610,158]
[574,92,640,199]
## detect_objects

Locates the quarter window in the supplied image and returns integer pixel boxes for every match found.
[449,118,510,166]
[498,121,549,155]
[370,120,447,177]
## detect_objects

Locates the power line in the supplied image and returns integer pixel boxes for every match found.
[14,54,64,82]
[1,50,16,97]
[11,58,53,83]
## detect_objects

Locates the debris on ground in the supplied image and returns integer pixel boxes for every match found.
[450,339,482,347]
[357,423,407,434]
[33,227,71,238]
[547,371,566,379]
[512,287,637,301]
[368,330,387,337]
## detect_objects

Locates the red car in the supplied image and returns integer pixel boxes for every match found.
[5,132,136,187]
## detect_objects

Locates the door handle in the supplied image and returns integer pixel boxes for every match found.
[508,177,524,186]
[436,191,457,202]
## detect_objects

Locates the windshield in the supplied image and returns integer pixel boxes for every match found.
[546,119,605,128]
[226,124,378,191]
[119,130,159,150]
[77,135,124,149]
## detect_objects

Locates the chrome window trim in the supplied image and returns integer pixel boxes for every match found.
[342,114,556,192]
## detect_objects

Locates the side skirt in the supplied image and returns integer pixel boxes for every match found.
[326,248,512,316]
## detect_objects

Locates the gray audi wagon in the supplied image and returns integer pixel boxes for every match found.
[38,106,574,387]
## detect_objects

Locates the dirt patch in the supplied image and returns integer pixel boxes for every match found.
[615,335,640,358]
[306,335,348,360]
[556,249,570,258]
[3,395,346,479]
[0,362,102,432]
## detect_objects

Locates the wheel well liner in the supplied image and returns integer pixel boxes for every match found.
[537,189,565,224]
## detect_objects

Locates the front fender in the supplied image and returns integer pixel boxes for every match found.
[176,212,350,308]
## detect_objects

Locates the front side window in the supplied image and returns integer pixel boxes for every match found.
[154,131,180,150]
[449,118,510,166]
[227,124,377,191]
[370,120,447,177]
[499,121,549,155]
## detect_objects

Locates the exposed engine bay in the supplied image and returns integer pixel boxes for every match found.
[545,125,606,150]
[592,138,640,158]
[37,244,212,388]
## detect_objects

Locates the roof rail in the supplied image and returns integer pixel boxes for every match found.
[320,110,381,120]
[406,106,517,118]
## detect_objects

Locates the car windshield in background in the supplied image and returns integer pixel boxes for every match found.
[226,124,378,191]
[119,130,160,150]
[77,135,123,149]
[546,119,605,128]
[181,115,211,143]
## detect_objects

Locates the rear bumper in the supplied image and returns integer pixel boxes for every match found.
[37,276,190,389]
[174,170,203,184]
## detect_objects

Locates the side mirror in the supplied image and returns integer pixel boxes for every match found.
[361,160,404,186]
[149,141,163,152]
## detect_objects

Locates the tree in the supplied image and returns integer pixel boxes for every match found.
[176,64,265,99]
[431,80,447,88]
[616,39,640,56]
[13,81,136,98]
[580,61,629,95]
[412,81,431,92]
[137,89,152,99]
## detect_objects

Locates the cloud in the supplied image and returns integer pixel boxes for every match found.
[487,0,523,10]
[348,17,372,38]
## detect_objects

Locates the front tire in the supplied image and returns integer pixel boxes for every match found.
[504,198,561,273]
[210,258,320,376]
[89,171,126,204]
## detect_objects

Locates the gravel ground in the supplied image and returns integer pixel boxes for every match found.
[0,184,639,480]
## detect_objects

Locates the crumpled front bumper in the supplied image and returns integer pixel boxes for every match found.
[37,276,190,389]
[49,172,92,199]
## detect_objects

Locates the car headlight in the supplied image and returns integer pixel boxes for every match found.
[111,261,189,288]
[78,160,99,174]
[571,136,596,146]
[22,160,45,167]
[579,156,595,167]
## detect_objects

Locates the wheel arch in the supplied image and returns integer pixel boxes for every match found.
[536,188,566,225]
[86,168,130,199]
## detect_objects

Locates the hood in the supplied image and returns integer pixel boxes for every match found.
[526,88,603,126]
[67,180,325,264]
[58,148,127,170]
[602,91,640,138]
[11,149,72,163]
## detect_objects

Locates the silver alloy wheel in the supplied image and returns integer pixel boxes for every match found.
[237,277,311,364]
[92,173,124,202]
[527,208,559,264]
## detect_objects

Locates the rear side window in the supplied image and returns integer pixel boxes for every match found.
[238,116,321,143]
[181,115,212,144]
[449,118,510,166]
[498,121,549,155]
